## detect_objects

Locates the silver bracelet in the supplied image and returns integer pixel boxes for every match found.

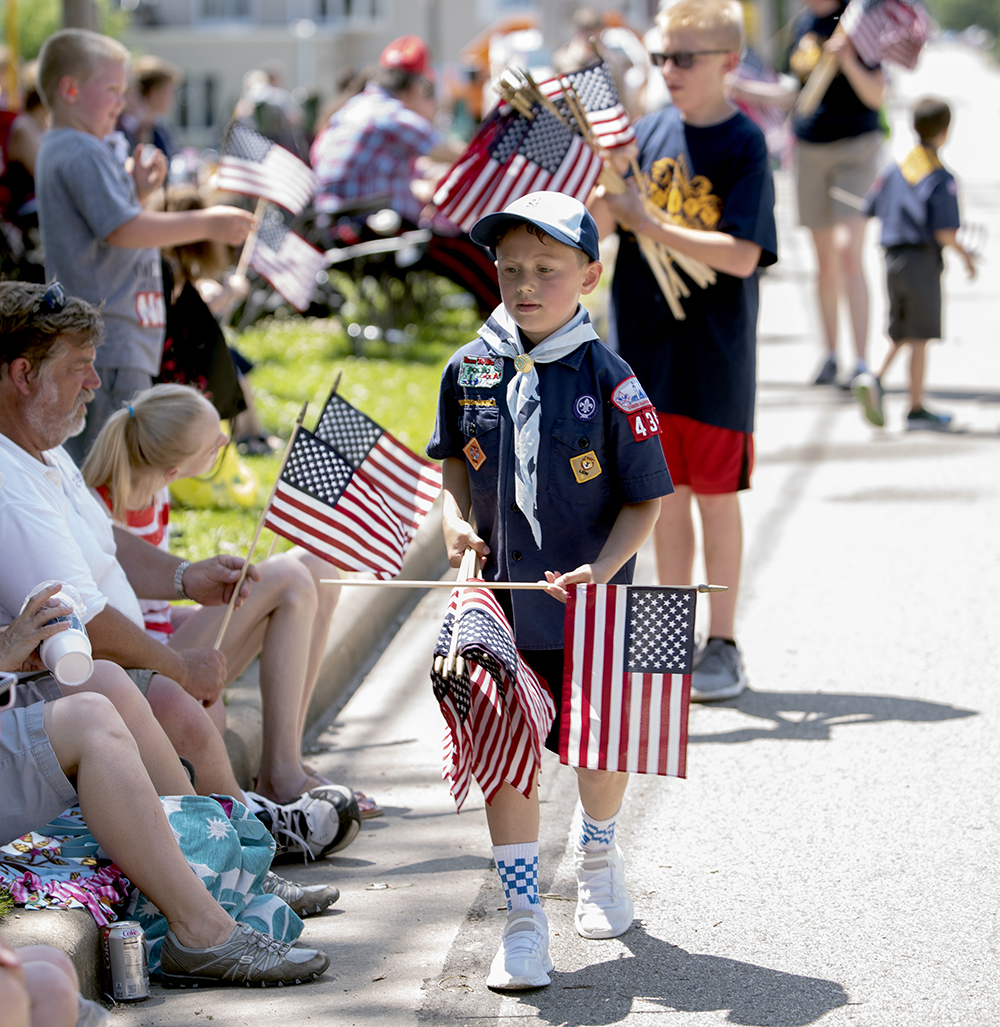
[173,560,192,600]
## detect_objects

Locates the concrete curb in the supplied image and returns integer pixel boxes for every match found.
[0,506,449,1003]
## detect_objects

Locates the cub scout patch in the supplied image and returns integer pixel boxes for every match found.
[626,406,661,443]
[463,436,487,470]
[611,376,652,414]
[574,394,597,421]
[458,355,503,388]
[570,450,602,483]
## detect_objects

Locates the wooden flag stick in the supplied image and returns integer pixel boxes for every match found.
[320,579,728,593]
[212,400,309,650]
[795,26,843,118]
[235,196,268,278]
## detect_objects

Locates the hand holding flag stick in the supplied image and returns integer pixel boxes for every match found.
[212,400,310,651]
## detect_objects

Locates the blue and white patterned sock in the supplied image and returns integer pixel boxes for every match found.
[492,842,540,911]
[579,808,618,853]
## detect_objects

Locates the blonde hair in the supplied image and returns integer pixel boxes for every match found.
[657,0,744,51]
[38,29,130,110]
[82,383,217,522]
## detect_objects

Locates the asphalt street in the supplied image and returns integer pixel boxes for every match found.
[114,43,998,1027]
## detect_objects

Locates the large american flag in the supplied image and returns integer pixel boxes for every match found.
[433,102,603,233]
[432,586,556,810]
[264,428,408,578]
[839,0,931,70]
[536,60,636,151]
[560,584,694,777]
[314,391,442,540]
[250,213,326,312]
[217,120,317,215]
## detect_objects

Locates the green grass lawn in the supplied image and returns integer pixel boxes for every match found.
[169,281,480,564]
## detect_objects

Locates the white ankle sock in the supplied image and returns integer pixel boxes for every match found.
[492,842,540,911]
[579,808,618,852]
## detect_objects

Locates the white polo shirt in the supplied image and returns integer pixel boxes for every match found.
[0,434,144,630]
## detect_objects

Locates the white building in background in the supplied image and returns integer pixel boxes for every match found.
[124,0,660,148]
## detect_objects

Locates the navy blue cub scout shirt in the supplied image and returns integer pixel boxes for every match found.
[427,327,674,651]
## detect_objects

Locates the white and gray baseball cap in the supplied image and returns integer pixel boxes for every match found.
[471,191,601,262]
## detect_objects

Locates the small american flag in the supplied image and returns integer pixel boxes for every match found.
[264,428,408,579]
[432,586,556,810]
[560,584,694,777]
[314,391,442,540]
[839,0,931,70]
[536,60,636,151]
[250,214,326,312]
[217,120,317,215]
[433,102,603,233]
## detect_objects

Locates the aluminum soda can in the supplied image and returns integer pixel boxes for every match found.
[100,920,150,1001]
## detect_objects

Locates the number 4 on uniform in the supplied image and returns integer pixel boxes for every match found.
[629,408,661,442]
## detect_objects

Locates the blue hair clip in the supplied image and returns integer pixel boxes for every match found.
[127,405,135,418]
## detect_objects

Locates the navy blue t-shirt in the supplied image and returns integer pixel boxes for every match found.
[427,329,674,650]
[611,107,777,434]
[788,3,882,143]
[865,147,961,248]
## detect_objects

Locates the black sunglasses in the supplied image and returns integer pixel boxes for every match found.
[650,50,730,69]
[38,281,67,314]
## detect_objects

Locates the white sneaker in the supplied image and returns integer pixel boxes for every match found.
[574,843,634,939]
[486,908,553,990]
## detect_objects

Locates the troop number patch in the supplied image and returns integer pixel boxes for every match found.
[627,407,661,443]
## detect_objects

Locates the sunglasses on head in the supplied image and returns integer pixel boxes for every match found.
[649,50,730,69]
[37,281,67,314]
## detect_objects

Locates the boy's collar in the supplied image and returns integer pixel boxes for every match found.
[479,303,598,368]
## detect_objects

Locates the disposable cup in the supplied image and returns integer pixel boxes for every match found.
[40,626,93,686]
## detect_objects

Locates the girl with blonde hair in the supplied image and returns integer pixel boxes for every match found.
[82,384,347,807]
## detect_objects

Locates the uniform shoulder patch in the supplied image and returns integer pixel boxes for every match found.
[610,376,652,414]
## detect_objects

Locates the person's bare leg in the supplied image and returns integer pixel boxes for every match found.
[695,491,743,639]
[876,339,905,380]
[575,768,628,820]
[144,675,245,799]
[484,779,539,844]
[61,662,193,796]
[43,695,236,949]
[17,949,76,1027]
[168,555,320,803]
[907,339,928,410]
[840,215,871,367]
[810,225,841,358]
[654,486,695,588]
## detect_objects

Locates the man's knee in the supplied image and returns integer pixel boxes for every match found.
[22,957,78,1027]
[146,676,220,752]
[15,946,77,991]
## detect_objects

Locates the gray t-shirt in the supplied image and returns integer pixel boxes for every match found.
[36,129,165,376]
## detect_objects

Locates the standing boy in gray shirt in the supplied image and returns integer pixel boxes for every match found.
[35,29,255,460]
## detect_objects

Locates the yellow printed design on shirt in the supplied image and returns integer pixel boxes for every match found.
[900,145,943,187]
[647,154,722,231]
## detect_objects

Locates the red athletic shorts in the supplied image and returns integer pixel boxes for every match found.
[657,413,754,493]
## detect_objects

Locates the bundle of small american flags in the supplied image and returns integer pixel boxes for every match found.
[432,585,556,810]
[839,0,931,70]
[432,60,632,234]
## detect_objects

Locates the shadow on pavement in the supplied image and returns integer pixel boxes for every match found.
[521,924,848,1026]
[690,690,976,744]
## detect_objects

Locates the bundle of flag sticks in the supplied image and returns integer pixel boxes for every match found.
[497,67,715,320]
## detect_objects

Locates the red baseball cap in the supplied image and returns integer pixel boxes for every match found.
[379,35,433,78]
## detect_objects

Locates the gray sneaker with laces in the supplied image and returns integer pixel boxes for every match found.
[159,922,329,987]
[690,638,748,701]
[262,870,340,917]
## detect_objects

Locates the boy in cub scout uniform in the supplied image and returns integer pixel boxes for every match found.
[427,191,673,990]
[852,96,977,430]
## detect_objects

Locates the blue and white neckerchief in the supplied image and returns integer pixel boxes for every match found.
[477,303,599,549]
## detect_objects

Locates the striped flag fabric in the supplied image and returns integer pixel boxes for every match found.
[536,60,636,151]
[432,586,556,810]
[433,102,604,233]
[839,0,931,70]
[217,120,317,215]
[264,428,408,579]
[250,213,326,312]
[560,584,694,777]
[314,391,442,540]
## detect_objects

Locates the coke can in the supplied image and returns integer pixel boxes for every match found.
[100,920,149,1002]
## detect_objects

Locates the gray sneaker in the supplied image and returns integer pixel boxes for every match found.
[851,372,884,427]
[262,870,340,917]
[159,922,329,987]
[690,638,747,702]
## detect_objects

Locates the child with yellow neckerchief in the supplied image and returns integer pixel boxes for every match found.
[852,97,977,430]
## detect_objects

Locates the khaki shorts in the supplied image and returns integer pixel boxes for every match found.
[795,131,883,228]
[0,676,77,845]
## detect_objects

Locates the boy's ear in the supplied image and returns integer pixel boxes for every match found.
[580,260,604,296]
[57,74,80,104]
[722,50,741,76]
